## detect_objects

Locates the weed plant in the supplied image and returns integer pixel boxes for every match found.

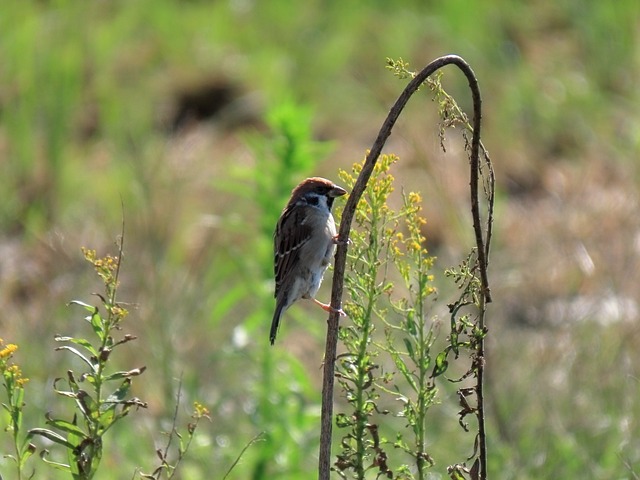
[334,154,439,479]
[1,238,208,480]
[326,55,493,480]
[1,340,32,480]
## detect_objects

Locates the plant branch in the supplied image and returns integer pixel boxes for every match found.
[319,54,492,480]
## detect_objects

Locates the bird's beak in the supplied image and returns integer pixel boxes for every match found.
[329,184,348,197]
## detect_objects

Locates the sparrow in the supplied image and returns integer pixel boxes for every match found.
[270,177,348,345]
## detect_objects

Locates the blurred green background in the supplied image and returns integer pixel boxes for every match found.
[1,1,639,478]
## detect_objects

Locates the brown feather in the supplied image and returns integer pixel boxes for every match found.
[274,205,313,298]
[270,177,347,344]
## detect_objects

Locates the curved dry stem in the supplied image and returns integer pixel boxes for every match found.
[319,54,492,480]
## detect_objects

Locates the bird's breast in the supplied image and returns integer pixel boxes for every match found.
[300,212,336,267]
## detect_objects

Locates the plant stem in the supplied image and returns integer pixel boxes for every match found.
[320,54,490,480]
[476,295,488,478]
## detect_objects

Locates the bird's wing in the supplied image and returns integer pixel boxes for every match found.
[274,205,313,298]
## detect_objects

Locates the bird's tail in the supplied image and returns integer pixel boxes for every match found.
[270,303,285,345]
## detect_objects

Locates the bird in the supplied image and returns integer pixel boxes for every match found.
[270,177,348,345]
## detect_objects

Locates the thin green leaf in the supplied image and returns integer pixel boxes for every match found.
[45,414,86,437]
[39,449,71,471]
[55,346,96,371]
[54,336,98,357]
[19,442,36,466]
[405,311,417,335]
[88,310,105,339]
[75,391,98,419]
[69,300,105,338]
[98,408,115,430]
[432,350,449,378]
[103,366,146,382]
[28,428,75,449]
[388,347,417,393]
[54,374,79,397]
[450,328,459,356]
[68,300,98,313]
[105,379,132,404]
[403,338,415,360]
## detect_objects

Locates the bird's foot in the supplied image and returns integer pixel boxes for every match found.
[332,234,352,246]
[312,298,347,317]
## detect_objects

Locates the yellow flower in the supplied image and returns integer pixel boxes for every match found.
[408,192,422,204]
[111,305,129,319]
[193,401,210,418]
[0,343,17,359]
[2,362,28,387]
[82,247,97,262]
[409,241,422,253]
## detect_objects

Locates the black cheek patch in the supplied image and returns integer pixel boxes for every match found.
[326,197,335,210]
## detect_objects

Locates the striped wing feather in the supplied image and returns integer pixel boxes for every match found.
[274,205,313,298]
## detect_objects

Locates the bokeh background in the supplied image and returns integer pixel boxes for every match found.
[1,1,639,479]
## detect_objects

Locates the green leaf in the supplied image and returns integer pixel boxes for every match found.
[431,350,449,378]
[389,347,417,393]
[405,311,417,335]
[103,366,146,382]
[450,330,459,356]
[98,408,115,430]
[335,413,353,428]
[45,414,86,437]
[75,390,98,419]
[39,449,71,471]
[55,346,96,371]
[54,372,80,397]
[28,428,76,450]
[54,336,98,357]
[89,310,105,339]
[19,441,36,467]
[105,378,132,404]
[67,428,99,477]
[10,389,24,430]
[69,300,105,339]
[403,338,414,360]
[68,300,98,313]
[449,469,467,480]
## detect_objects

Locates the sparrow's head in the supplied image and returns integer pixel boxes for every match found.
[288,177,347,211]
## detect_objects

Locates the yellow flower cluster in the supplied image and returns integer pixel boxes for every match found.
[0,339,29,387]
[5,365,28,387]
[82,248,118,270]
[110,305,129,319]
[0,341,18,359]
[407,192,422,205]
[403,191,429,257]
[193,401,211,419]
[82,247,120,289]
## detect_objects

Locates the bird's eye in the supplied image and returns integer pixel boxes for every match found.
[306,196,320,206]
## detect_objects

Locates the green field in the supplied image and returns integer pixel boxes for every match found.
[1,1,639,479]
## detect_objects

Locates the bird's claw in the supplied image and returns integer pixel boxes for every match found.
[332,235,352,246]
[312,298,347,317]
